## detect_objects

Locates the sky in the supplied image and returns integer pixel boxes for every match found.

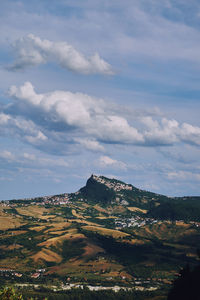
[0,0,200,200]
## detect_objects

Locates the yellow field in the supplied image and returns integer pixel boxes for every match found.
[175,221,190,227]
[38,229,85,248]
[1,230,27,238]
[0,244,23,251]
[128,238,147,245]
[48,230,68,235]
[71,208,94,220]
[94,205,108,214]
[82,243,104,257]
[51,257,125,278]
[39,215,57,220]
[16,205,44,216]
[30,225,47,232]
[96,216,116,220]
[72,218,101,226]
[32,248,62,263]
[110,205,126,214]
[50,216,66,222]
[72,209,83,219]
[0,216,24,230]
[133,222,197,241]
[0,205,6,216]
[44,221,71,233]
[82,225,130,238]
[127,207,147,214]
[16,205,55,220]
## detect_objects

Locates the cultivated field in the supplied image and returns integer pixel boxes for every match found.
[82,225,130,238]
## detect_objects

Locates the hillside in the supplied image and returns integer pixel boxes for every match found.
[78,175,200,221]
[0,174,200,297]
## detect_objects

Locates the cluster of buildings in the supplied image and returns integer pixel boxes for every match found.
[92,175,133,192]
[40,194,72,205]
[0,268,46,279]
[5,194,73,207]
[115,216,158,228]
[0,269,22,278]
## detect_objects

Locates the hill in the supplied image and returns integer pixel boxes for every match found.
[0,174,200,298]
[78,175,200,221]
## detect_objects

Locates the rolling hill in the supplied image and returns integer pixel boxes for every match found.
[0,174,200,297]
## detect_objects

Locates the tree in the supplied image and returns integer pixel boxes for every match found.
[168,264,200,300]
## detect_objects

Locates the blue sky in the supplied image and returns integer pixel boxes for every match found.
[0,0,200,200]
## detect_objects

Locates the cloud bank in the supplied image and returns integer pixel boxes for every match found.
[7,34,114,75]
[0,82,198,155]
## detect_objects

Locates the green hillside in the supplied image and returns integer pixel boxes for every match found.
[0,174,200,299]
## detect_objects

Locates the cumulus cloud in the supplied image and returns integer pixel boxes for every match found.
[7,34,114,75]
[179,123,200,146]
[142,117,179,145]
[1,82,200,155]
[142,116,200,146]
[8,82,144,147]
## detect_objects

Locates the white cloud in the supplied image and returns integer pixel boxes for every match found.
[142,116,200,146]
[99,155,127,170]
[0,113,10,125]
[8,34,114,75]
[179,123,200,146]
[0,111,47,147]
[74,138,105,152]
[8,82,144,147]
[88,115,144,144]
[142,117,179,145]
[4,82,200,154]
